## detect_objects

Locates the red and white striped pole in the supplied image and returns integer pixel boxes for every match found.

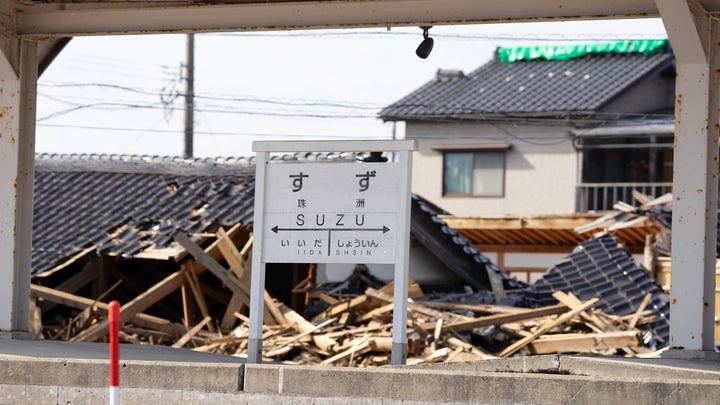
[108,300,120,405]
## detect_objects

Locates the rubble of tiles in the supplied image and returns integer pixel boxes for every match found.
[508,233,670,348]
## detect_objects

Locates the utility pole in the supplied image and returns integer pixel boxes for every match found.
[183,33,195,158]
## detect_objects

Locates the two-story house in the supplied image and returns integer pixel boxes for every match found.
[379,40,675,216]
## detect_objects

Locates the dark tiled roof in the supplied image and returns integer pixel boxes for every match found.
[31,151,389,276]
[507,234,670,349]
[410,194,526,292]
[380,48,674,120]
[32,154,257,275]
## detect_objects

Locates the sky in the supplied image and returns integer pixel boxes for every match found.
[36,18,669,158]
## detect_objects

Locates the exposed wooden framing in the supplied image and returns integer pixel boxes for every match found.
[216,227,248,280]
[221,293,245,331]
[182,263,215,332]
[38,254,101,313]
[181,284,192,328]
[476,244,578,254]
[216,227,254,329]
[175,232,286,326]
[61,280,122,340]
[70,269,187,342]
[30,284,188,336]
[109,265,178,321]
[33,246,97,278]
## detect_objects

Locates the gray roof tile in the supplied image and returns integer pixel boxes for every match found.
[380,49,675,120]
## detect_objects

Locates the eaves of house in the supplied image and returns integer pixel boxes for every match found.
[440,212,663,255]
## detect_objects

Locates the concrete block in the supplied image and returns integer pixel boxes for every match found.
[401,355,562,375]
[120,360,243,391]
[57,386,108,404]
[313,397,383,405]
[0,358,244,392]
[243,363,280,393]
[120,387,183,405]
[0,358,108,387]
[0,384,58,404]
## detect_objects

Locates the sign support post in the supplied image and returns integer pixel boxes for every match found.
[391,148,412,365]
[247,140,416,365]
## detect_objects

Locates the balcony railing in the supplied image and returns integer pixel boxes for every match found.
[577,182,672,212]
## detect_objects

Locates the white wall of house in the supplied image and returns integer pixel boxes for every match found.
[406,122,578,216]
[316,238,464,285]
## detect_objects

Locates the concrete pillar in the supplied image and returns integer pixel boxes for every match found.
[657,0,719,355]
[0,37,38,336]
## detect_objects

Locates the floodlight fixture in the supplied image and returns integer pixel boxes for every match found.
[416,26,434,59]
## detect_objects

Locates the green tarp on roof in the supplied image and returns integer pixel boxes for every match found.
[497,39,669,63]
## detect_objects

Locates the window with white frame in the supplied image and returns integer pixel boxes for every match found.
[435,145,509,197]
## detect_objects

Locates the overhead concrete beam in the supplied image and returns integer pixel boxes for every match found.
[14,0,662,37]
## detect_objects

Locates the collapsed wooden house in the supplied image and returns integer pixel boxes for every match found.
[28,153,671,365]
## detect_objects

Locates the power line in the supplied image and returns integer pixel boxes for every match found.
[36,122,390,139]
[39,81,385,109]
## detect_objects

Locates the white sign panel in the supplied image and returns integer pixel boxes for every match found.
[262,161,400,264]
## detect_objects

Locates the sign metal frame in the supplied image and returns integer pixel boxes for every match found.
[247,140,416,365]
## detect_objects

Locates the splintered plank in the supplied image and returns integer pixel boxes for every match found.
[271,317,337,351]
[312,295,369,322]
[498,297,600,357]
[406,347,450,365]
[421,303,570,333]
[365,288,459,321]
[277,302,337,351]
[418,301,528,315]
[172,316,213,348]
[552,291,609,332]
[70,270,188,342]
[175,232,286,326]
[528,331,642,354]
[321,335,372,365]
[182,263,216,332]
[628,293,653,329]
[31,284,188,336]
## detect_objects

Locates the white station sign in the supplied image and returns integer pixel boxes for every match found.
[262,161,400,264]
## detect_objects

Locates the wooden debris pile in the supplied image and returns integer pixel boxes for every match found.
[195,285,657,366]
[29,222,659,366]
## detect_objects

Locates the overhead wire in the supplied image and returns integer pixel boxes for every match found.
[38,28,668,146]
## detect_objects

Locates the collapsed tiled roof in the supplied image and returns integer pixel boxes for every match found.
[410,194,526,292]
[32,154,258,275]
[507,233,670,349]
[31,151,379,276]
[379,43,674,121]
